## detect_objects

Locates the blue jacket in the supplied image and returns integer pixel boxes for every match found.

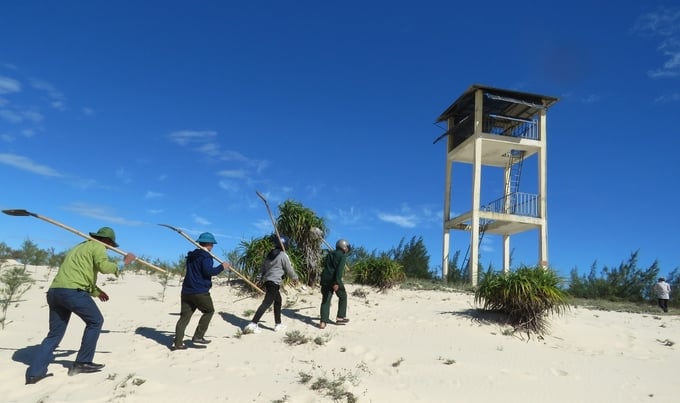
[181,248,224,295]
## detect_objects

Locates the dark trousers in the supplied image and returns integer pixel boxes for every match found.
[658,298,669,312]
[174,293,214,345]
[27,288,104,377]
[251,281,282,325]
[320,284,347,323]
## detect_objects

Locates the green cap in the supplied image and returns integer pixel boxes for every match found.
[89,227,118,247]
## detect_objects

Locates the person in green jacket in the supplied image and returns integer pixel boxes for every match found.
[25,227,136,385]
[319,239,351,329]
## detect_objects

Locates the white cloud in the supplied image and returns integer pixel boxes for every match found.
[168,130,217,146]
[327,206,362,226]
[192,214,211,226]
[115,168,132,184]
[581,94,601,104]
[654,92,680,102]
[378,212,417,228]
[218,180,239,192]
[219,169,247,178]
[634,7,680,78]
[21,129,35,138]
[0,109,22,123]
[67,203,143,226]
[30,79,66,111]
[0,153,62,177]
[0,76,21,94]
[144,191,163,199]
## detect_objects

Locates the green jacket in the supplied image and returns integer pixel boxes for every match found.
[50,240,119,297]
[320,249,346,287]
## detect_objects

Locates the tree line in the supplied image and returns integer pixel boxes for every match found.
[1,198,677,309]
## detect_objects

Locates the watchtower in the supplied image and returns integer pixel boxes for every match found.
[435,84,559,285]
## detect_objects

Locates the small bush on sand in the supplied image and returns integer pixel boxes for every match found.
[0,265,34,329]
[474,266,569,336]
[352,256,405,290]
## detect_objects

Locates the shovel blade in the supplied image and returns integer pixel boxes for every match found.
[2,209,33,217]
[158,223,179,231]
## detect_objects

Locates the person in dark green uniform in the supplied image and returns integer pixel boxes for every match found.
[319,239,351,329]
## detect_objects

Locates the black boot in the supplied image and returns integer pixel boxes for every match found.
[25,373,53,385]
[68,362,105,376]
[192,336,211,344]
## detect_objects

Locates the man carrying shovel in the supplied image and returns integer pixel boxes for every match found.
[172,232,230,350]
[25,227,136,384]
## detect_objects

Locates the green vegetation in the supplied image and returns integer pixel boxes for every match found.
[298,365,365,403]
[352,255,405,290]
[1,198,678,318]
[283,330,311,346]
[475,266,570,336]
[568,251,662,302]
[0,263,34,329]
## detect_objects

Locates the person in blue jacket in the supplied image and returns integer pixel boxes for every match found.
[172,232,230,350]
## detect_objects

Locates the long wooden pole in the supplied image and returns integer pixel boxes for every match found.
[158,223,264,294]
[254,191,307,291]
[315,229,352,273]
[2,209,166,273]
[255,191,286,253]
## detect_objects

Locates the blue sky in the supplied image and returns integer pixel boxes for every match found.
[1,1,679,278]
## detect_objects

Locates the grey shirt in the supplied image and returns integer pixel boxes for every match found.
[258,249,298,285]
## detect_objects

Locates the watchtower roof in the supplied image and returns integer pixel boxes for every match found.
[435,84,559,124]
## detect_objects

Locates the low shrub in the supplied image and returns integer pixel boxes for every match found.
[474,265,569,336]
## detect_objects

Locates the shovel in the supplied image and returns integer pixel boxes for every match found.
[2,209,166,273]
[158,223,264,294]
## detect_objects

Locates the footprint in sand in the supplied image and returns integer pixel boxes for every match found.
[550,368,569,376]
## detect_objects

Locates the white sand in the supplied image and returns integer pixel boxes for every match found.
[1,261,679,403]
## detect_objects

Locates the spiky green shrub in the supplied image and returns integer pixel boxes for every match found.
[236,237,272,285]
[276,200,326,285]
[352,256,405,290]
[236,237,308,287]
[474,266,569,335]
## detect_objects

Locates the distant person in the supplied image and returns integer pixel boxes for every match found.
[25,227,136,385]
[653,277,671,313]
[319,239,351,329]
[243,235,299,334]
[172,232,230,350]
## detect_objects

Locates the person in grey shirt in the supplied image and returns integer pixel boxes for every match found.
[653,277,671,313]
[243,235,299,333]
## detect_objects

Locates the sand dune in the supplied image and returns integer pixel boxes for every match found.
[1,261,679,402]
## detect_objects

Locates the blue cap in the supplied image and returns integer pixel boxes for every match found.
[196,232,217,244]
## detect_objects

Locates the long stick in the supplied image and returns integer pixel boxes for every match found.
[313,227,352,273]
[158,223,264,294]
[255,191,308,291]
[2,209,166,273]
[255,191,286,253]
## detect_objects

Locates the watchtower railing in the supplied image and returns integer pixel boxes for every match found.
[482,192,539,218]
[483,114,538,140]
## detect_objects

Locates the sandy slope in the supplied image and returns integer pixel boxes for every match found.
[1,262,679,403]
